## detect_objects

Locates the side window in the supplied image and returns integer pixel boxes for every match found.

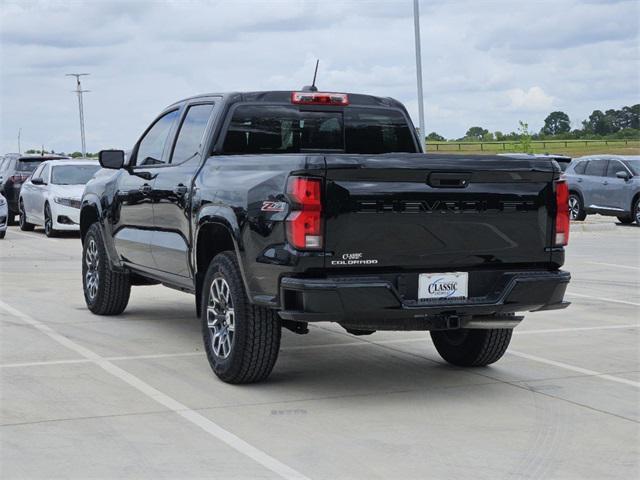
[584,160,606,177]
[170,104,214,164]
[573,161,587,175]
[31,164,45,180]
[135,110,179,166]
[606,160,626,178]
[41,165,51,183]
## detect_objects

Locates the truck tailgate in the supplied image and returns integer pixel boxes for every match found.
[323,154,558,270]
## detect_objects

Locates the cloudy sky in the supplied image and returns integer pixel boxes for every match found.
[1,0,638,153]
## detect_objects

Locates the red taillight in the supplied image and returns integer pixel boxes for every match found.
[291,92,349,106]
[555,178,570,246]
[286,177,322,250]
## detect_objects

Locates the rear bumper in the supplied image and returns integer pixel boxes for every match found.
[279,270,570,330]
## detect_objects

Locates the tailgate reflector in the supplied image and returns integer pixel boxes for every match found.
[286,177,322,250]
[554,178,570,246]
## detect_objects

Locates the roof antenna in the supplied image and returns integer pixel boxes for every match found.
[302,60,319,92]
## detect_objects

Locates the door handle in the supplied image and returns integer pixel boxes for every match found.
[173,184,188,196]
[139,184,152,195]
[603,181,608,185]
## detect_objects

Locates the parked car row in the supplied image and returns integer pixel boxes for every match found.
[564,155,640,224]
[0,155,102,237]
[0,151,637,243]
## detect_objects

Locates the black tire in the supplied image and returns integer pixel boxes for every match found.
[430,328,513,367]
[19,200,35,231]
[0,230,5,239]
[44,203,57,237]
[633,197,640,226]
[568,193,586,221]
[201,251,281,384]
[617,215,633,225]
[6,210,17,226]
[82,223,131,315]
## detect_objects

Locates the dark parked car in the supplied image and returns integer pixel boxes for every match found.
[0,154,69,224]
[81,90,571,384]
[565,155,639,224]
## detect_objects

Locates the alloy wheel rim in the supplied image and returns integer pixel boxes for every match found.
[45,208,51,235]
[85,239,100,301]
[635,202,640,224]
[207,277,235,359]
[568,196,579,220]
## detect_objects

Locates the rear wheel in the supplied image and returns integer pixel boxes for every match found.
[82,223,131,315]
[201,251,281,384]
[568,193,586,221]
[431,328,512,367]
[6,210,17,226]
[634,197,640,225]
[19,200,35,231]
[617,215,633,225]
[44,203,57,237]
[0,230,5,239]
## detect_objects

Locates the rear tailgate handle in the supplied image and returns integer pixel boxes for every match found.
[427,172,471,188]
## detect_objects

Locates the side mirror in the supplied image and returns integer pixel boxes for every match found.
[99,150,126,170]
[616,171,630,180]
[31,177,45,185]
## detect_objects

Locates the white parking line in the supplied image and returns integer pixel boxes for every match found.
[565,292,640,307]
[7,229,62,242]
[0,299,309,480]
[3,324,638,369]
[516,324,640,335]
[583,261,640,271]
[508,350,640,388]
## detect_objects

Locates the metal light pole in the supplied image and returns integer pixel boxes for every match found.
[18,128,21,154]
[413,0,426,150]
[66,73,90,158]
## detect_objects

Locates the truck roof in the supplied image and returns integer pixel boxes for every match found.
[167,91,406,110]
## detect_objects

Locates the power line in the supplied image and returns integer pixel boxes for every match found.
[66,73,90,158]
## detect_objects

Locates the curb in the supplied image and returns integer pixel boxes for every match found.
[571,222,627,232]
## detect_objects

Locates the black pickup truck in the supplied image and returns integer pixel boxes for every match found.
[81,90,571,384]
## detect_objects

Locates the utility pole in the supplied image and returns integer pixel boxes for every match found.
[18,128,21,154]
[413,0,426,151]
[66,73,90,158]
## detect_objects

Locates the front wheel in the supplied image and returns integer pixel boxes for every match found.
[0,230,5,239]
[634,197,640,225]
[568,193,586,221]
[19,200,35,231]
[201,251,281,384]
[431,328,513,367]
[82,223,131,315]
[44,204,57,237]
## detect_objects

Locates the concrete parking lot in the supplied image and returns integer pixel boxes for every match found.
[1,223,638,479]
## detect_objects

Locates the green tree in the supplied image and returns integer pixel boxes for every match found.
[465,126,489,140]
[70,151,83,158]
[494,131,505,141]
[582,110,613,135]
[542,111,571,135]
[426,132,445,141]
[517,121,533,153]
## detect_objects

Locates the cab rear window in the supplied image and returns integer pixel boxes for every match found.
[16,160,44,173]
[222,105,417,154]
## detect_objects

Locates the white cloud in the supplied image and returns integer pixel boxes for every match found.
[0,0,638,151]
[506,87,554,111]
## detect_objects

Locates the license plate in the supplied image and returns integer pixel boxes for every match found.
[418,272,468,300]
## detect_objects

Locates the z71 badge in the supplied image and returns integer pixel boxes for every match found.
[331,252,379,266]
[261,201,287,212]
